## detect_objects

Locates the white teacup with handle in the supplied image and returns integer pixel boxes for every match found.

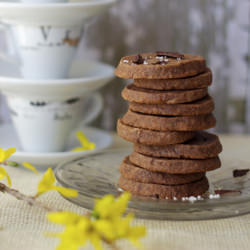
[5,92,103,153]
[0,21,83,79]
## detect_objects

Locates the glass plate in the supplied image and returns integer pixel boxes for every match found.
[55,148,250,220]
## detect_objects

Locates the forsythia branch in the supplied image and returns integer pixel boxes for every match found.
[0,182,56,212]
[0,146,146,250]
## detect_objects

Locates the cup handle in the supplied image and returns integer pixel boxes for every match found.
[81,92,103,125]
[0,23,19,65]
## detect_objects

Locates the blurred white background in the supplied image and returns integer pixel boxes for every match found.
[0,0,249,133]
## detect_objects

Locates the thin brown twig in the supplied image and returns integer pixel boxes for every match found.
[102,237,120,250]
[0,182,56,212]
[0,182,126,250]
[110,243,120,250]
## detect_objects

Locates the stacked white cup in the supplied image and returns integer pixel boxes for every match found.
[0,0,106,153]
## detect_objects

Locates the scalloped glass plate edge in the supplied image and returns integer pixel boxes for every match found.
[55,148,250,220]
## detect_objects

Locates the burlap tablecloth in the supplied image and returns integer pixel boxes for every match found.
[0,134,250,250]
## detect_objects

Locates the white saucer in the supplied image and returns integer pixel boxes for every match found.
[0,60,114,100]
[0,123,113,167]
[0,0,116,26]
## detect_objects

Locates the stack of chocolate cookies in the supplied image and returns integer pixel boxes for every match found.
[115,52,222,200]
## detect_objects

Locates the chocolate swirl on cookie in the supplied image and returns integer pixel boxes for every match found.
[132,54,144,64]
[214,190,241,195]
[233,169,250,177]
[156,51,185,59]
[152,61,167,65]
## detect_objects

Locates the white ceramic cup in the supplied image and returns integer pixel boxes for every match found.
[0,22,83,79]
[5,92,103,153]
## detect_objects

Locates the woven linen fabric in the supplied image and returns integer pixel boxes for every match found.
[0,135,250,250]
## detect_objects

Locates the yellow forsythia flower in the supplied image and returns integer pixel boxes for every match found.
[0,148,38,187]
[94,213,146,247]
[47,193,146,250]
[71,131,96,152]
[22,162,38,174]
[110,213,146,248]
[47,211,82,225]
[0,167,11,186]
[0,148,16,186]
[0,148,16,163]
[93,192,131,220]
[48,214,102,250]
[93,193,146,246]
[36,168,78,197]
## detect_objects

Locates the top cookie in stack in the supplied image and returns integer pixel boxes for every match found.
[115,52,222,200]
[115,52,207,79]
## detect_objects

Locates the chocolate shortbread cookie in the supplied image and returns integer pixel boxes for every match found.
[133,68,212,90]
[118,176,209,200]
[122,110,216,131]
[115,53,206,79]
[129,151,221,174]
[129,95,214,116]
[134,131,222,159]
[120,156,205,185]
[122,84,208,104]
[117,119,195,146]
